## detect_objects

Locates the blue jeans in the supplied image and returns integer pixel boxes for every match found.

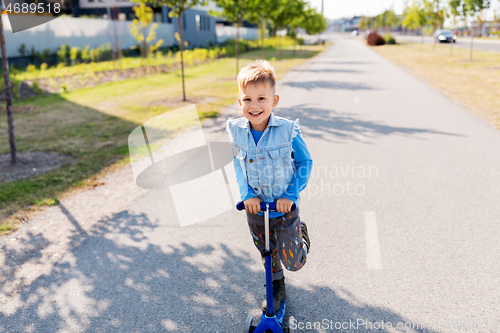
[246,207,308,281]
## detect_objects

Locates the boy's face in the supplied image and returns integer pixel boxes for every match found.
[238,82,279,131]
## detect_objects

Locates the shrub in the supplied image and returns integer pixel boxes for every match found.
[81,45,90,63]
[27,63,36,72]
[17,44,27,57]
[40,63,48,71]
[383,33,396,45]
[57,43,70,64]
[40,48,52,64]
[367,32,385,46]
[90,48,100,62]
[70,47,81,65]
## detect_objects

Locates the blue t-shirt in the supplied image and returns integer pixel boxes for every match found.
[244,127,313,217]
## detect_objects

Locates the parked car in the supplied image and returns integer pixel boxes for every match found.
[352,30,359,36]
[434,29,457,43]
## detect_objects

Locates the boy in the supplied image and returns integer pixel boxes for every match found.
[226,59,313,313]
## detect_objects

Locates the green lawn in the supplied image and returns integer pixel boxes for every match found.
[0,44,329,234]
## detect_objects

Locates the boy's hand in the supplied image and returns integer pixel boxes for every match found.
[276,197,294,213]
[244,197,263,215]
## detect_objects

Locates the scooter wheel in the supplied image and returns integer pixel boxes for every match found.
[244,314,253,333]
[288,316,297,333]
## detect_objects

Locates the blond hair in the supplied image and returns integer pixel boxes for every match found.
[237,59,276,93]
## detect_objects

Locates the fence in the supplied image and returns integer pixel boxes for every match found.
[2,14,175,58]
[215,25,259,44]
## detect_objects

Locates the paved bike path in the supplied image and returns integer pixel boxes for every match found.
[2,37,500,332]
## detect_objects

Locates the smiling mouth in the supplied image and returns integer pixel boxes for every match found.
[249,111,263,116]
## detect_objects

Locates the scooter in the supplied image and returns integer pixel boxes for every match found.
[236,201,297,333]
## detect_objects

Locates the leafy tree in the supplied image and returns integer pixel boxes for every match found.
[449,0,491,60]
[210,0,260,77]
[268,0,307,60]
[386,9,398,31]
[491,6,500,34]
[299,6,327,46]
[359,16,374,32]
[424,0,445,51]
[128,3,164,60]
[135,0,206,102]
[447,0,462,54]
[0,13,16,164]
[403,1,420,41]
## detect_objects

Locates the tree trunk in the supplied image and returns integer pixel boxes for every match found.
[236,20,239,77]
[178,11,186,101]
[470,24,474,61]
[0,14,16,165]
[261,20,265,59]
[278,33,282,61]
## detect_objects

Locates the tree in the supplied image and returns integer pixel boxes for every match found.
[424,0,445,51]
[386,9,398,31]
[490,6,499,35]
[211,0,260,77]
[268,0,307,60]
[359,16,374,32]
[447,0,462,54]
[450,0,491,60]
[402,1,423,43]
[299,7,327,46]
[136,0,206,102]
[0,10,16,165]
[128,3,164,60]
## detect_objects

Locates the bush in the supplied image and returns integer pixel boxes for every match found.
[81,45,90,63]
[70,47,81,65]
[367,32,385,46]
[383,33,396,45]
[57,43,70,64]
[40,49,52,64]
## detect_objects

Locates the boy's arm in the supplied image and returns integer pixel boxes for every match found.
[233,156,259,202]
[282,129,313,203]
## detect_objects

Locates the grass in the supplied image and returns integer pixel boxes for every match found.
[0,43,329,234]
[371,41,500,130]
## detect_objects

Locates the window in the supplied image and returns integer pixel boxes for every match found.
[183,13,187,30]
[196,14,200,31]
[154,12,162,23]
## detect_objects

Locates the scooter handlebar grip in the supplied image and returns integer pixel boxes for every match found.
[236,201,296,212]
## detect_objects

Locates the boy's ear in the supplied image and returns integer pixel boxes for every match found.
[272,94,279,107]
[237,97,242,108]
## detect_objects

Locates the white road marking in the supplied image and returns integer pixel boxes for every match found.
[365,212,382,269]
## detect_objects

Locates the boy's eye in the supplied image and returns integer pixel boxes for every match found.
[259,97,265,100]
[244,98,250,101]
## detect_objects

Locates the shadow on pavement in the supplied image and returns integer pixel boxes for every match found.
[290,68,366,74]
[283,81,377,91]
[275,104,463,143]
[0,209,438,333]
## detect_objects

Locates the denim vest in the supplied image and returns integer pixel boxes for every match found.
[226,112,299,204]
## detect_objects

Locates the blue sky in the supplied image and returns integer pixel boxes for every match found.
[307,0,500,21]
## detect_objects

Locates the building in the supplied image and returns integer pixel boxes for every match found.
[331,16,361,32]
[72,0,256,48]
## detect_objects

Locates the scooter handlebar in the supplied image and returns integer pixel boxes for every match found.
[236,201,296,212]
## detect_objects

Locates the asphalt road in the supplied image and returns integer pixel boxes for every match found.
[2,36,500,332]
[394,34,500,52]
